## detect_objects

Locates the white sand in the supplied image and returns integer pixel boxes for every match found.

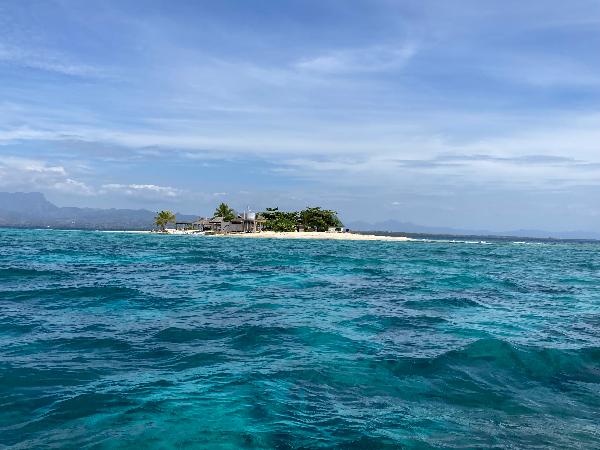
[213,231,411,241]
[136,229,411,241]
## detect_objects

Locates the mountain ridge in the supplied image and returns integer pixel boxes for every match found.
[0,192,196,230]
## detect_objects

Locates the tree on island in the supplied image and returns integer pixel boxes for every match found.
[261,207,299,232]
[154,210,176,232]
[261,206,342,232]
[214,202,236,221]
[300,207,342,231]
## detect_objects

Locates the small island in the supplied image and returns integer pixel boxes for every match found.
[153,203,410,241]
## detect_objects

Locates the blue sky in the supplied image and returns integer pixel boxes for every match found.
[1,0,600,230]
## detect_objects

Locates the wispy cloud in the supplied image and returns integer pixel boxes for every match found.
[294,43,418,73]
[100,183,182,198]
[275,147,600,190]
[0,43,105,77]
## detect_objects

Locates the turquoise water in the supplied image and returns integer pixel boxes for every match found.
[1,229,599,449]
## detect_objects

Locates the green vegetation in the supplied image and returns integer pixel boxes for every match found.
[261,207,299,232]
[299,207,343,231]
[154,210,176,232]
[214,202,236,221]
[261,206,342,232]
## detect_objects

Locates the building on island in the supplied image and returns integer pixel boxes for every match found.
[176,211,265,234]
[327,226,349,233]
[174,221,195,231]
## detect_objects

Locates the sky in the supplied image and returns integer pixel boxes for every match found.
[1,0,600,231]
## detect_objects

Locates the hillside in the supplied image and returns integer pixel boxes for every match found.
[0,192,196,230]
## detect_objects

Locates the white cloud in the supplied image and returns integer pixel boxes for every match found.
[2,108,600,197]
[100,183,182,198]
[53,178,94,195]
[0,156,67,176]
[0,157,93,194]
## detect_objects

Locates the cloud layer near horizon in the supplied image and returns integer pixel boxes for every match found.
[1,0,600,230]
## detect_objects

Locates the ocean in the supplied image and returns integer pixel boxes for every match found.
[1,228,599,448]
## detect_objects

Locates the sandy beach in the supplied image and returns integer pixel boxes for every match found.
[153,229,411,241]
[218,231,411,241]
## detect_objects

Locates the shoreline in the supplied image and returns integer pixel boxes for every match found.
[214,231,412,241]
[140,229,412,241]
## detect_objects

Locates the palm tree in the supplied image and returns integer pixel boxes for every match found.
[214,202,236,221]
[154,210,176,232]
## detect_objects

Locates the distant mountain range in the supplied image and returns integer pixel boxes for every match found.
[1,192,598,239]
[345,219,600,241]
[0,192,196,230]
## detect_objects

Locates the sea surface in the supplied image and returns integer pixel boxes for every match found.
[1,229,599,449]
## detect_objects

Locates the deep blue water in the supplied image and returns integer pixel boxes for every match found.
[1,229,599,449]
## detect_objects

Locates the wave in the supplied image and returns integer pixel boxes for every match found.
[403,296,484,308]
[2,285,146,303]
[379,338,600,384]
[43,336,134,353]
[345,313,448,332]
[154,326,233,343]
[0,267,68,279]
[154,324,368,358]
